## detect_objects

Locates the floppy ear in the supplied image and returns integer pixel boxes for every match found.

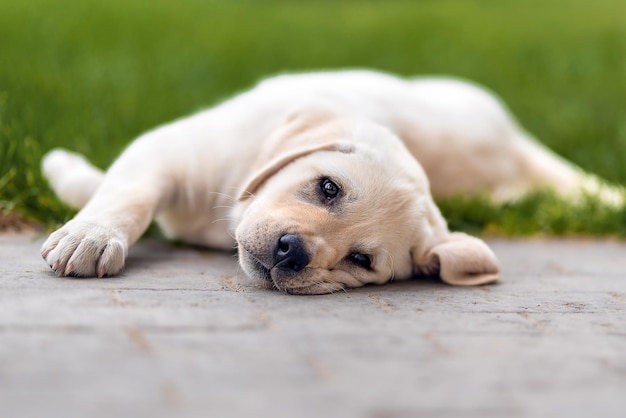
[416,232,500,286]
[238,108,355,201]
[238,141,354,201]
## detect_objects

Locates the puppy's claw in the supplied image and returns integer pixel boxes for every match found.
[65,263,75,275]
[98,266,106,278]
[52,260,60,271]
[42,248,51,258]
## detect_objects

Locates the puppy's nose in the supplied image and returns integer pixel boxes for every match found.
[274,234,310,273]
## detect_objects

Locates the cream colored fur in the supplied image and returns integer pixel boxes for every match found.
[40,70,620,294]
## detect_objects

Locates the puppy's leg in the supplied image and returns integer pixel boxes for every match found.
[42,149,104,209]
[41,140,175,277]
[512,133,625,206]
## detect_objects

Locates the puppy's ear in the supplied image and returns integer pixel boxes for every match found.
[239,108,355,201]
[415,232,500,286]
[238,141,354,201]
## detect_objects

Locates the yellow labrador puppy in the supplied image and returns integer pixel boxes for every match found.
[41,70,620,294]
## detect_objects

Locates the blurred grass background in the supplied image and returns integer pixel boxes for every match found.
[1,0,626,235]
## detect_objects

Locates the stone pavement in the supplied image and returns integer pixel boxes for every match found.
[1,233,625,418]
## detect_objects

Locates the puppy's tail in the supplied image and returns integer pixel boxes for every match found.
[42,148,104,209]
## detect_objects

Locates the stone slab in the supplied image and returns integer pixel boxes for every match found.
[1,234,625,418]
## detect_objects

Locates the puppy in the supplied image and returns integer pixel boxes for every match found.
[40,70,621,294]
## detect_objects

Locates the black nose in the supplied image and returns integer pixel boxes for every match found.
[274,234,310,273]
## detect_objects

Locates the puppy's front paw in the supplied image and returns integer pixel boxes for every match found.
[41,220,128,278]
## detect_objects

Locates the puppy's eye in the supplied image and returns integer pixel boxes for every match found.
[347,253,372,270]
[320,178,340,201]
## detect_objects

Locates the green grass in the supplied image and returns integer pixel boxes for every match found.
[440,192,626,237]
[2,0,626,236]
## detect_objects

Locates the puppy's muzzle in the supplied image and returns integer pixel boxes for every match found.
[274,234,310,273]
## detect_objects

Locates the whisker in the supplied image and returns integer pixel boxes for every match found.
[314,279,346,295]
[212,205,234,210]
[334,283,348,294]
[211,217,234,224]
[209,191,239,202]
[239,190,256,200]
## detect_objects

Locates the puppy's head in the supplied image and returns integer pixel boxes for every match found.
[235,111,499,294]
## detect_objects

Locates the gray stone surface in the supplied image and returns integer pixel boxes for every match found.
[1,233,625,418]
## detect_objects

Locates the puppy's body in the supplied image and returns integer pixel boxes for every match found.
[41,70,618,294]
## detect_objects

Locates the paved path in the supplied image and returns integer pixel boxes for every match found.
[1,234,625,418]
